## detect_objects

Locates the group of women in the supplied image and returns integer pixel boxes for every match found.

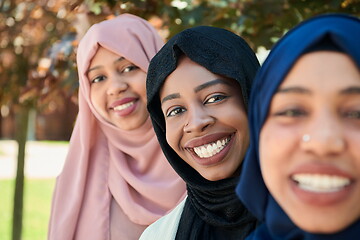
[48,12,360,240]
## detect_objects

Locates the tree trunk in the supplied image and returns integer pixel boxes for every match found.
[12,106,29,240]
[0,115,2,138]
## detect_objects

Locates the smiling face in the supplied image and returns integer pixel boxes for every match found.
[260,51,360,233]
[160,56,249,181]
[88,46,148,130]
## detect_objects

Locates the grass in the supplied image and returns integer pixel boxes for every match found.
[37,140,69,145]
[0,178,56,240]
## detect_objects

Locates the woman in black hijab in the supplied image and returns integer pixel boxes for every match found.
[140,26,260,240]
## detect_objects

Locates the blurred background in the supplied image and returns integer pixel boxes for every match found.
[0,0,358,239]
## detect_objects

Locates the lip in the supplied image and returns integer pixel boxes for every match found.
[110,97,138,117]
[290,163,355,206]
[184,132,232,148]
[110,97,137,108]
[184,132,235,166]
[291,163,353,178]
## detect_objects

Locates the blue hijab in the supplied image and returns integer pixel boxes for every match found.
[236,13,360,239]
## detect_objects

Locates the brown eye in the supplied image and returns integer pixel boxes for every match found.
[344,111,360,119]
[91,75,106,84]
[122,65,139,73]
[166,107,186,117]
[205,94,227,104]
[274,109,306,117]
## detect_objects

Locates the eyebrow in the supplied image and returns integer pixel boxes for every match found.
[161,78,231,104]
[86,57,125,75]
[276,86,311,94]
[161,93,180,104]
[340,86,360,95]
[277,86,360,95]
[194,78,232,93]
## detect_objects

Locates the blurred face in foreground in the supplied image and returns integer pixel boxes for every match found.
[260,51,360,233]
[160,56,249,181]
[87,47,148,130]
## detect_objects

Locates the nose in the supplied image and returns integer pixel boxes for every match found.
[106,74,128,96]
[183,105,215,133]
[301,111,346,156]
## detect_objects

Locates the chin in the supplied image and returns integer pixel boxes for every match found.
[201,172,229,182]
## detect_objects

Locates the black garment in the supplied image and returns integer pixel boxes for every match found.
[146,26,260,239]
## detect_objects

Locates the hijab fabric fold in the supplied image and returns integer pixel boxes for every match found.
[236,14,360,239]
[48,14,186,240]
[147,26,260,239]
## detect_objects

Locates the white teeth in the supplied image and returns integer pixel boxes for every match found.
[192,137,230,158]
[201,147,209,158]
[113,101,134,111]
[292,174,351,193]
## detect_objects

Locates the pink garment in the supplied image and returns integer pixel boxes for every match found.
[48,14,186,240]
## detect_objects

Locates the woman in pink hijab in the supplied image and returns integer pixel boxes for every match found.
[48,14,186,240]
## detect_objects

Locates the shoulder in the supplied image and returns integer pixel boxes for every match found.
[139,196,187,240]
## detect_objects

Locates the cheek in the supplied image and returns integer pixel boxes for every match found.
[165,122,180,151]
[132,73,147,101]
[165,130,176,151]
[234,116,249,151]
[259,123,286,193]
[90,87,103,111]
[90,86,96,102]
[237,117,249,139]
[165,120,187,157]
[348,130,360,160]
[221,101,248,130]
[259,121,301,199]
[233,112,250,146]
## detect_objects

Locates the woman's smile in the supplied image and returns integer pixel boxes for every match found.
[287,162,356,206]
[110,97,139,117]
[185,133,235,166]
[191,135,232,159]
[292,173,351,193]
[161,56,249,181]
[88,47,148,130]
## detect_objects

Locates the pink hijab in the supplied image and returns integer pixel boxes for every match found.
[48,14,186,240]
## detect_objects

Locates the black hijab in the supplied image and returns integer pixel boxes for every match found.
[147,26,260,239]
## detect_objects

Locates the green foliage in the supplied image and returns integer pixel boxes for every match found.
[0,0,77,112]
[238,0,360,49]
[92,0,359,50]
[1,0,358,111]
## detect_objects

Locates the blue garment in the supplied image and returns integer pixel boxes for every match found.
[236,13,360,239]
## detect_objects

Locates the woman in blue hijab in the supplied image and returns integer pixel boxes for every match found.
[236,13,360,239]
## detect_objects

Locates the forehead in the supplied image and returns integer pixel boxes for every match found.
[89,46,129,68]
[91,47,118,60]
[160,58,206,96]
[171,57,216,81]
[160,57,221,95]
[280,51,359,89]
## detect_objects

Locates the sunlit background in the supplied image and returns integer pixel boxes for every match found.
[0,0,358,239]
